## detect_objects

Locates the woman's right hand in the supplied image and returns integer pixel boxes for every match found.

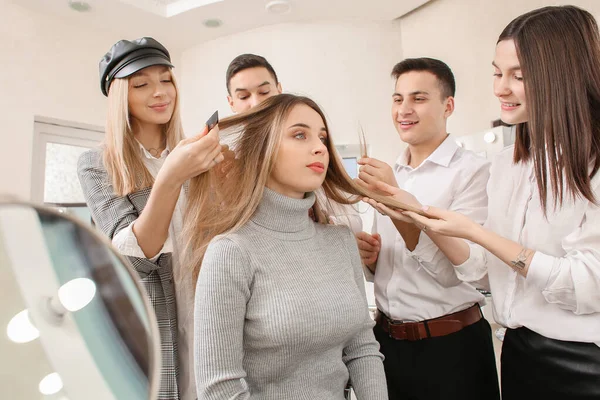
[402,206,482,241]
[158,125,225,187]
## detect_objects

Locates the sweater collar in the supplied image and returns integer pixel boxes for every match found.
[250,188,317,239]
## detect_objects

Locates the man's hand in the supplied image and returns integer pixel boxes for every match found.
[356,232,381,273]
[356,157,398,193]
[362,181,422,224]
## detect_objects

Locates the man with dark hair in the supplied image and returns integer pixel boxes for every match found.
[225,53,282,113]
[356,58,500,400]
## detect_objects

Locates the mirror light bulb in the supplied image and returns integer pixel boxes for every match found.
[6,309,40,343]
[484,131,497,143]
[39,372,63,395]
[57,278,96,312]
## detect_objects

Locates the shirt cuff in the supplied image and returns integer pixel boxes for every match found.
[111,221,171,261]
[453,243,488,282]
[525,251,554,291]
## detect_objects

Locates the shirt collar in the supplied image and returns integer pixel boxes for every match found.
[395,134,459,171]
[136,139,170,160]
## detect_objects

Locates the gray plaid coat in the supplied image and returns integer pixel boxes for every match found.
[77,148,180,400]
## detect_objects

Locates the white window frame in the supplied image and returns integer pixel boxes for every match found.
[31,117,104,203]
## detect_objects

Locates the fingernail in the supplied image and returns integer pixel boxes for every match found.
[421,205,429,211]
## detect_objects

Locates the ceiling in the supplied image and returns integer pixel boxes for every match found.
[15,0,431,52]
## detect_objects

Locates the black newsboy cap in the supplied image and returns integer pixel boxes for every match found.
[99,37,174,96]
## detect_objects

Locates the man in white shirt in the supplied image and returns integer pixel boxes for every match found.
[356,58,500,400]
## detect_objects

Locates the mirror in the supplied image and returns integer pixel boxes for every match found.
[0,201,160,400]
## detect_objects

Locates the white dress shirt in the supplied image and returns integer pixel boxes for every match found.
[455,145,600,346]
[111,144,196,399]
[370,135,491,321]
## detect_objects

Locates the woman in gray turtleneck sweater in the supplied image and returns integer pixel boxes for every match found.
[185,94,397,400]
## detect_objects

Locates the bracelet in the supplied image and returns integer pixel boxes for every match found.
[511,248,530,271]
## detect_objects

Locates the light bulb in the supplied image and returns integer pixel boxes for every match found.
[266,0,291,14]
[39,372,63,395]
[57,278,96,312]
[484,131,497,143]
[6,309,40,343]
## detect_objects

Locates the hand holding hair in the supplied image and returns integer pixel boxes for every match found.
[158,124,225,186]
[361,181,422,224]
[356,157,398,193]
[401,206,481,241]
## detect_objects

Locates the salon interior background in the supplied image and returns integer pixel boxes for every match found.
[3,0,599,204]
[2,1,599,399]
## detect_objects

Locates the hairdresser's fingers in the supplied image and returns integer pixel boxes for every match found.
[358,157,386,168]
[361,232,380,248]
[357,171,379,186]
[364,197,413,223]
[200,152,225,174]
[357,157,385,167]
[356,236,379,263]
[213,152,225,164]
[190,130,221,153]
[372,233,381,245]
[373,181,401,196]
[358,164,381,179]
[357,173,391,195]
[359,248,378,263]
[206,124,220,139]
[401,211,441,232]
[356,232,380,249]
[354,177,374,190]
[357,240,378,254]
[206,144,225,163]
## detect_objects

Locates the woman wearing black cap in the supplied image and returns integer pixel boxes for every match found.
[78,37,223,400]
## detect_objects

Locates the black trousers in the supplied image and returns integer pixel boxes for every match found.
[374,317,500,400]
[501,326,600,400]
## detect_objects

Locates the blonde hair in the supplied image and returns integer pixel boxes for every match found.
[184,94,424,280]
[103,69,185,196]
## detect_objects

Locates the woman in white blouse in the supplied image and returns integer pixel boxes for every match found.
[365,5,600,399]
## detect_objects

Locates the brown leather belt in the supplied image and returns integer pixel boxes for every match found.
[376,304,482,341]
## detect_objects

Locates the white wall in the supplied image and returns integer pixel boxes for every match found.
[399,0,600,137]
[179,20,405,167]
[0,1,181,200]
[9,0,600,199]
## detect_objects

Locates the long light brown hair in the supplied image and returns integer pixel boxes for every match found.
[102,69,185,196]
[184,94,423,279]
[499,5,600,212]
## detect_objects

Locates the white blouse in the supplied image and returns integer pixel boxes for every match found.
[456,145,600,346]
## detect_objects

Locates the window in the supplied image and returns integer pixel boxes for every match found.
[31,118,104,225]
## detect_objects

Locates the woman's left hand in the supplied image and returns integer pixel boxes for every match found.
[362,181,421,224]
[402,206,482,241]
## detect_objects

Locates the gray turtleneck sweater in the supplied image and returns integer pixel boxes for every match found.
[194,188,388,400]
